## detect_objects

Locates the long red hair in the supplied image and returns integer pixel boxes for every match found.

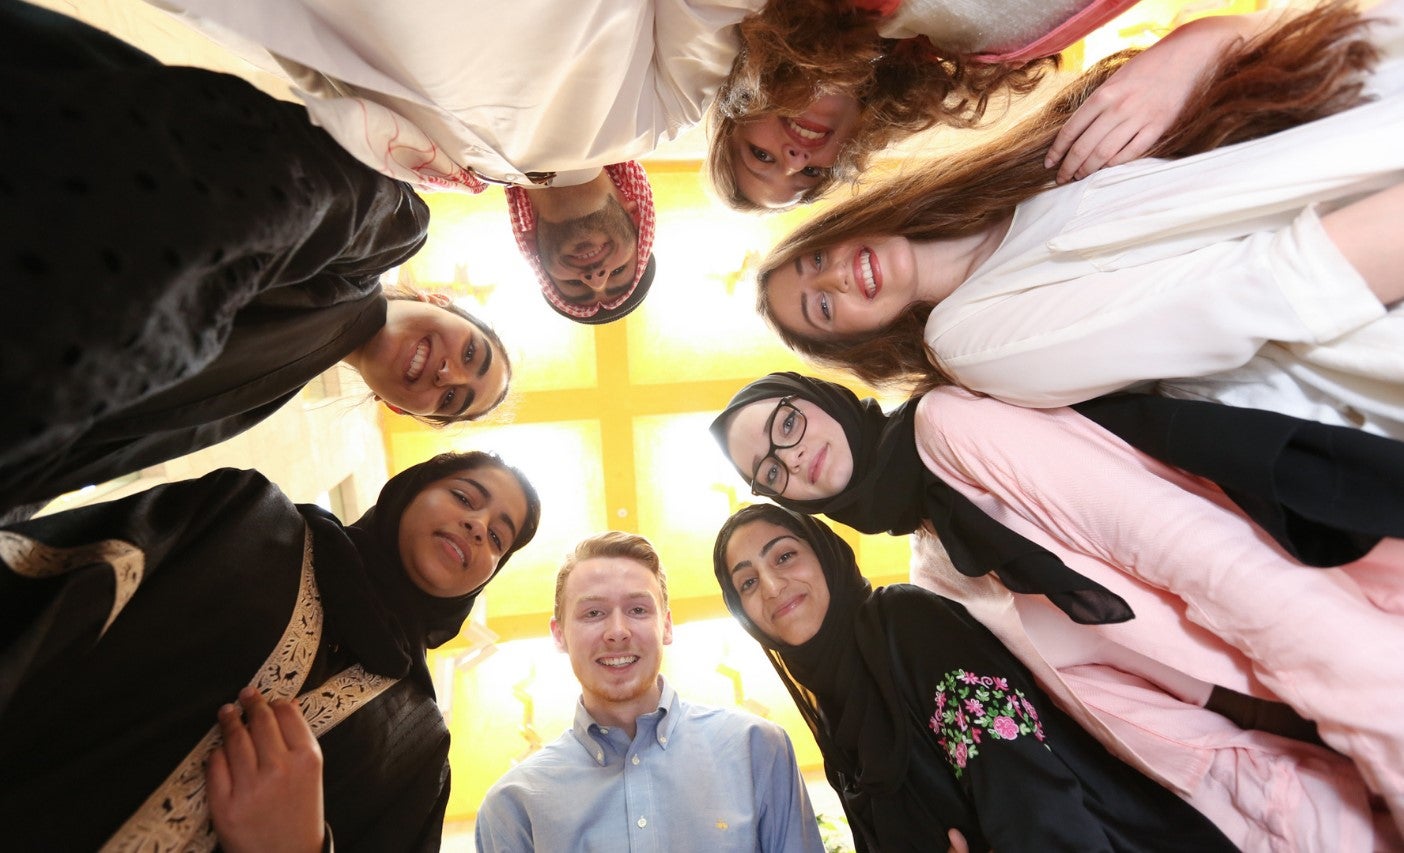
[756,2,1380,390]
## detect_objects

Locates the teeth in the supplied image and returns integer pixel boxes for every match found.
[786,118,826,141]
[570,244,606,262]
[859,251,876,298]
[600,656,638,668]
[439,534,465,566]
[406,340,429,381]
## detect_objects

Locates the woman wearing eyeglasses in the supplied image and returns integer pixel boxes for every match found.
[709,371,1404,843]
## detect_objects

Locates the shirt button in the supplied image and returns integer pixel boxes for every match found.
[658,736,668,745]
[637,818,647,828]
[596,752,603,762]
[631,755,640,765]
[599,727,609,734]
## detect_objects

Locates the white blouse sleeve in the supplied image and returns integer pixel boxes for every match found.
[930,205,1387,407]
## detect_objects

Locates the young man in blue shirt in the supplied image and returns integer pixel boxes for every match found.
[475,532,825,852]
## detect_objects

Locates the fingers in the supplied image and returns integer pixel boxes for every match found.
[207,744,233,806]
[1104,124,1165,170]
[205,689,325,853]
[218,700,260,783]
[272,696,321,762]
[947,827,970,853]
[1045,98,1101,169]
[1056,113,1137,184]
[241,686,290,764]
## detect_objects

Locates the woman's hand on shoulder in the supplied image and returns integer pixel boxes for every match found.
[1045,12,1271,183]
[207,686,326,853]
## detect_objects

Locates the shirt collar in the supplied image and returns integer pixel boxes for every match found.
[569,676,680,765]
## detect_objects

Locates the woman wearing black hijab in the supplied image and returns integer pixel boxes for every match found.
[0,451,540,850]
[711,374,1404,846]
[714,504,1236,852]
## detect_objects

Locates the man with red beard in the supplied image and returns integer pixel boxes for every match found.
[476,532,823,852]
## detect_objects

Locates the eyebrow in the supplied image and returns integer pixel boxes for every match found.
[730,534,795,576]
[799,291,814,330]
[574,591,656,607]
[476,335,493,378]
[458,476,518,542]
[443,336,491,418]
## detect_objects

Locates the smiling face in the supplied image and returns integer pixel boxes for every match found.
[551,556,673,731]
[725,519,831,646]
[396,465,530,598]
[724,396,854,501]
[765,235,920,341]
[351,295,508,419]
[536,194,639,308]
[731,94,861,209]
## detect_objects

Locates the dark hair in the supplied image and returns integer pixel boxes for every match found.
[383,288,513,424]
[713,503,812,583]
[756,2,1377,387]
[707,0,1054,211]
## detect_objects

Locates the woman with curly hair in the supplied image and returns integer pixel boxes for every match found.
[751,2,1404,438]
[707,0,1300,210]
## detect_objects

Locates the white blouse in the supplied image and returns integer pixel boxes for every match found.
[160,0,760,189]
[925,17,1404,435]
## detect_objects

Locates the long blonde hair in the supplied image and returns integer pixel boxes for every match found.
[757,2,1379,389]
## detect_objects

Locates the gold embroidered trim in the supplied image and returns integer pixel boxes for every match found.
[103,527,321,853]
[299,665,395,737]
[0,530,145,636]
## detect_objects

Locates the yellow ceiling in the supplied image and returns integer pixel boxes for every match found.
[381,164,914,644]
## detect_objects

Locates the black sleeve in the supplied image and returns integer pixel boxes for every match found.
[880,587,1118,853]
[1074,393,1403,565]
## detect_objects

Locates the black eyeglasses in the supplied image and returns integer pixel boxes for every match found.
[750,396,807,497]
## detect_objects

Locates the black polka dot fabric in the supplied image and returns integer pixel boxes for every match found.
[0,1,430,515]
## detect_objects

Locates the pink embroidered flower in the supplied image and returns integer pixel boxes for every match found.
[964,698,984,716]
[1034,726,1046,742]
[992,677,1009,691]
[971,727,982,744]
[955,709,967,730]
[936,692,947,712]
[954,742,968,767]
[992,716,1019,740]
[961,671,981,685]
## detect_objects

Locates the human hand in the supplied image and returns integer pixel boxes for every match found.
[1045,13,1266,183]
[207,686,326,853]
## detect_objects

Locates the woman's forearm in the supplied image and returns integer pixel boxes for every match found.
[1321,180,1404,307]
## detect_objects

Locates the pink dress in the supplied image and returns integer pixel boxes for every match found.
[851,0,1140,62]
[909,387,1404,847]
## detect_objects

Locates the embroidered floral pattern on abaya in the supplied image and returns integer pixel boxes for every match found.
[930,669,1047,777]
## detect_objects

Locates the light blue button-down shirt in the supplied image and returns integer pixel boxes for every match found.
[475,677,824,852]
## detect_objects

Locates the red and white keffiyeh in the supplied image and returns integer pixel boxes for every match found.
[505,161,656,321]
